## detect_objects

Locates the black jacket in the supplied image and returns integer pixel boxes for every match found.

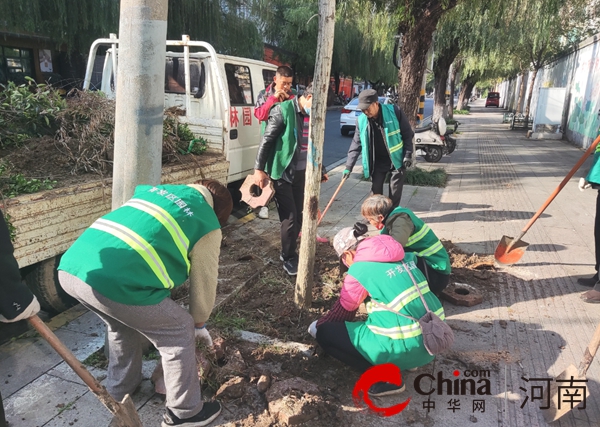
[345,104,414,173]
[254,98,325,183]
[0,212,35,321]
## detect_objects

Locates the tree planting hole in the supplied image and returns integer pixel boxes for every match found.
[455,288,470,295]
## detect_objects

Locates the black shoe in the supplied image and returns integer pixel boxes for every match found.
[577,274,599,287]
[162,401,222,427]
[368,381,406,398]
[283,258,298,276]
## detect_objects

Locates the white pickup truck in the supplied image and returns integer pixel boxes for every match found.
[5,35,276,312]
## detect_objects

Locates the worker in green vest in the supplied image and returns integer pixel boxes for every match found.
[343,89,414,208]
[308,233,445,397]
[360,194,451,296]
[579,142,600,302]
[57,180,233,427]
[253,84,328,276]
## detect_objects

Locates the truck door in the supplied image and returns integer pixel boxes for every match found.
[223,63,258,182]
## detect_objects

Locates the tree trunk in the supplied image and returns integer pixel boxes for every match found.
[295,0,336,309]
[448,60,461,120]
[516,71,527,114]
[397,22,437,127]
[396,0,458,127]
[524,67,539,122]
[432,43,459,121]
[457,75,477,110]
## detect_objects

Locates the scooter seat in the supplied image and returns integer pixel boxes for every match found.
[414,125,433,133]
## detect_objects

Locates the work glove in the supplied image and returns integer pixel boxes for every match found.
[579,177,592,191]
[195,325,213,347]
[342,169,351,179]
[307,320,318,339]
[402,156,413,169]
[0,296,40,323]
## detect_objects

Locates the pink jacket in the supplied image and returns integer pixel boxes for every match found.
[340,235,405,311]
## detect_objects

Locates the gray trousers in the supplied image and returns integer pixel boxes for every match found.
[58,271,203,419]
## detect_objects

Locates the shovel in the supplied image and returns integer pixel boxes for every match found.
[28,315,143,427]
[542,321,600,423]
[494,134,600,265]
[317,175,348,226]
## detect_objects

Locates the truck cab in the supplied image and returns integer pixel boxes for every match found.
[84,34,277,183]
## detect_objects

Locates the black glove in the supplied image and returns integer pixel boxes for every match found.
[353,222,368,237]
[402,156,412,169]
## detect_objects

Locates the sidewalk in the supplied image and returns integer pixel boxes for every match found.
[3,100,600,426]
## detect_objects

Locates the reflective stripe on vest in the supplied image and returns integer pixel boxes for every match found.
[406,224,445,259]
[366,306,446,340]
[90,218,174,289]
[124,198,191,273]
[366,280,430,314]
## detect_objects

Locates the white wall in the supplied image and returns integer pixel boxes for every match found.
[499,34,600,148]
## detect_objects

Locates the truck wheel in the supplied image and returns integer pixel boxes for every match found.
[424,146,443,163]
[25,256,77,314]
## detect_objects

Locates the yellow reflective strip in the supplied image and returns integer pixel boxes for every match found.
[368,323,422,339]
[407,224,430,246]
[91,219,174,289]
[389,142,404,153]
[434,307,445,320]
[126,199,190,273]
[387,281,429,311]
[417,241,444,258]
[387,129,401,137]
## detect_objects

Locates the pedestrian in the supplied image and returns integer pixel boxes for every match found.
[360,194,450,295]
[343,89,414,208]
[308,233,446,397]
[57,180,232,427]
[253,65,296,220]
[0,211,41,427]
[578,149,600,302]
[253,84,327,276]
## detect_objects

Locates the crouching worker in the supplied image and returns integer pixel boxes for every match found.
[57,180,232,427]
[361,194,450,295]
[308,232,446,397]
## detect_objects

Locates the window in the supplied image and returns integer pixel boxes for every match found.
[262,69,276,90]
[0,46,34,84]
[225,63,253,105]
[164,58,203,96]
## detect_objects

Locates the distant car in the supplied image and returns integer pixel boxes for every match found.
[485,92,500,107]
[339,96,393,136]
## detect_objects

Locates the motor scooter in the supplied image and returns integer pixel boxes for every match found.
[414,117,456,163]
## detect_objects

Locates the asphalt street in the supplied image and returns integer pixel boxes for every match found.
[323,98,433,168]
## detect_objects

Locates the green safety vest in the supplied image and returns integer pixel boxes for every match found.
[358,104,404,178]
[58,185,220,306]
[586,144,600,185]
[262,100,298,180]
[346,252,444,370]
[382,207,451,274]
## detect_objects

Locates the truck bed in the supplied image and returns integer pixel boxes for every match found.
[4,152,228,268]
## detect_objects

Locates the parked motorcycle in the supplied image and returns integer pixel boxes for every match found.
[414,117,458,163]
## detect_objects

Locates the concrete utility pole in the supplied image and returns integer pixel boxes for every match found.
[295,0,336,309]
[112,0,168,209]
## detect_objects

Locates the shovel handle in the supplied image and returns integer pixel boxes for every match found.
[28,315,122,414]
[578,321,600,377]
[317,176,347,226]
[518,134,600,236]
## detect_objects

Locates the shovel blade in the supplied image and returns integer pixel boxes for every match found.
[542,364,589,423]
[494,235,529,265]
[108,394,143,427]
